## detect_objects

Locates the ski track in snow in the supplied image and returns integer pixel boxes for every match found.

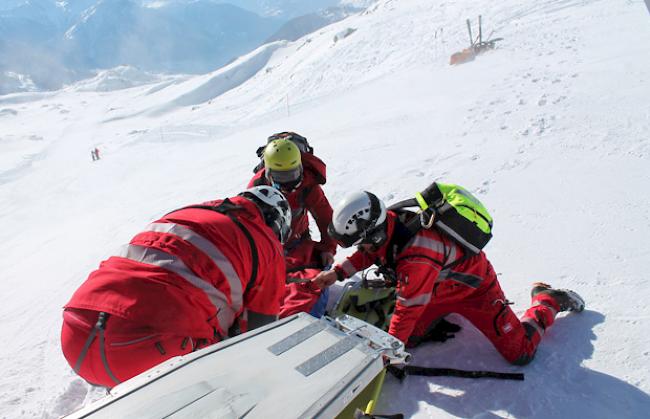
[1,0,650,418]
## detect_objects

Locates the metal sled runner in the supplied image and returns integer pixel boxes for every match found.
[66,313,410,419]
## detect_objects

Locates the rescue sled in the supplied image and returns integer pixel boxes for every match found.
[65,312,410,419]
[328,273,396,331]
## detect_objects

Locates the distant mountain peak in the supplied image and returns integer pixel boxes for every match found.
[0,0,370,94]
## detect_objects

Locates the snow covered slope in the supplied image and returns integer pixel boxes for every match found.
[0,0,649,417]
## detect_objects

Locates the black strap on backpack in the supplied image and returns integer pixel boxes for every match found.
[384,211,419,269]
[172,199,259,297]
[386,201,471,271]
[384,208,448,269]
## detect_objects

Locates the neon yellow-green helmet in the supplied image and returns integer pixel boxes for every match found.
[263,138,301,171]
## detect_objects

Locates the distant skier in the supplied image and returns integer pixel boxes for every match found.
[61,186,291,388]
[94,147,100,160]
[90,148,99,161]
[248,132,337,317]
[314,191,585,365]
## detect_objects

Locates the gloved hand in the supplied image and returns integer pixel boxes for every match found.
[313,270,338,289]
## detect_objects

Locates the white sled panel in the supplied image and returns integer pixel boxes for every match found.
[66,313,390,419]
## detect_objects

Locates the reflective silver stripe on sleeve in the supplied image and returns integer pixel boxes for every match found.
[409,235,462,267]
[397,293,432,307]
[119,244,236,329]
[340,259,357,277]
[409,236,446,255]
[521,316,545,337]
[144,223,244,311]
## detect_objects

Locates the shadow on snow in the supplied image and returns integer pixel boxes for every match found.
[378,310,650,418]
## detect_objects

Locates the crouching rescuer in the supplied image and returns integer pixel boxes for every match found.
[61,186,291,388]
[249,133,337,270]
[313,186,585,365]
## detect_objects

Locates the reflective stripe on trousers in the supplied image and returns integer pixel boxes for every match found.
[397,292,432,307]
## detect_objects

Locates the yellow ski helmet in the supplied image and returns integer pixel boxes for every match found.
[263,138,302,171]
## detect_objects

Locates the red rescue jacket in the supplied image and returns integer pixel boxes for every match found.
[65,196,286,340]
[333,211,496,343]
[248,153,336,255]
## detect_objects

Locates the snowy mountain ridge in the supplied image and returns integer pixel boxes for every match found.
[0,0,363,94]
[0,0,649,418]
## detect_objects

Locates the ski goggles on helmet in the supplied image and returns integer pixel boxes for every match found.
[267,167,303,192]
[328,220,387,249]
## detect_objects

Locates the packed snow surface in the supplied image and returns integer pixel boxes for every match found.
[0,0,649,417]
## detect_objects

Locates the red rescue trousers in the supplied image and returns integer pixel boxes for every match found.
[61,309,210,388]
[284,236,317,271]
[410,280,559,365]
[280,268,323,318]
[280,239,325,318]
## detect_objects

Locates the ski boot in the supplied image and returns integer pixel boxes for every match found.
[531,282,585,312]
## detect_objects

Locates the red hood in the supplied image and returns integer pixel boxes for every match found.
[301,153,327,185]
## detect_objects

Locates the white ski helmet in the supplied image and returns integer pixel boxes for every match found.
[240,186,292,244]
[328,191,387,248]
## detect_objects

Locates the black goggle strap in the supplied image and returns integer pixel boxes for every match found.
[365,192,381,227]
[328,223,352,247]
[358,192,387,246]
[355,192,379,237]
[273,201,291,243]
